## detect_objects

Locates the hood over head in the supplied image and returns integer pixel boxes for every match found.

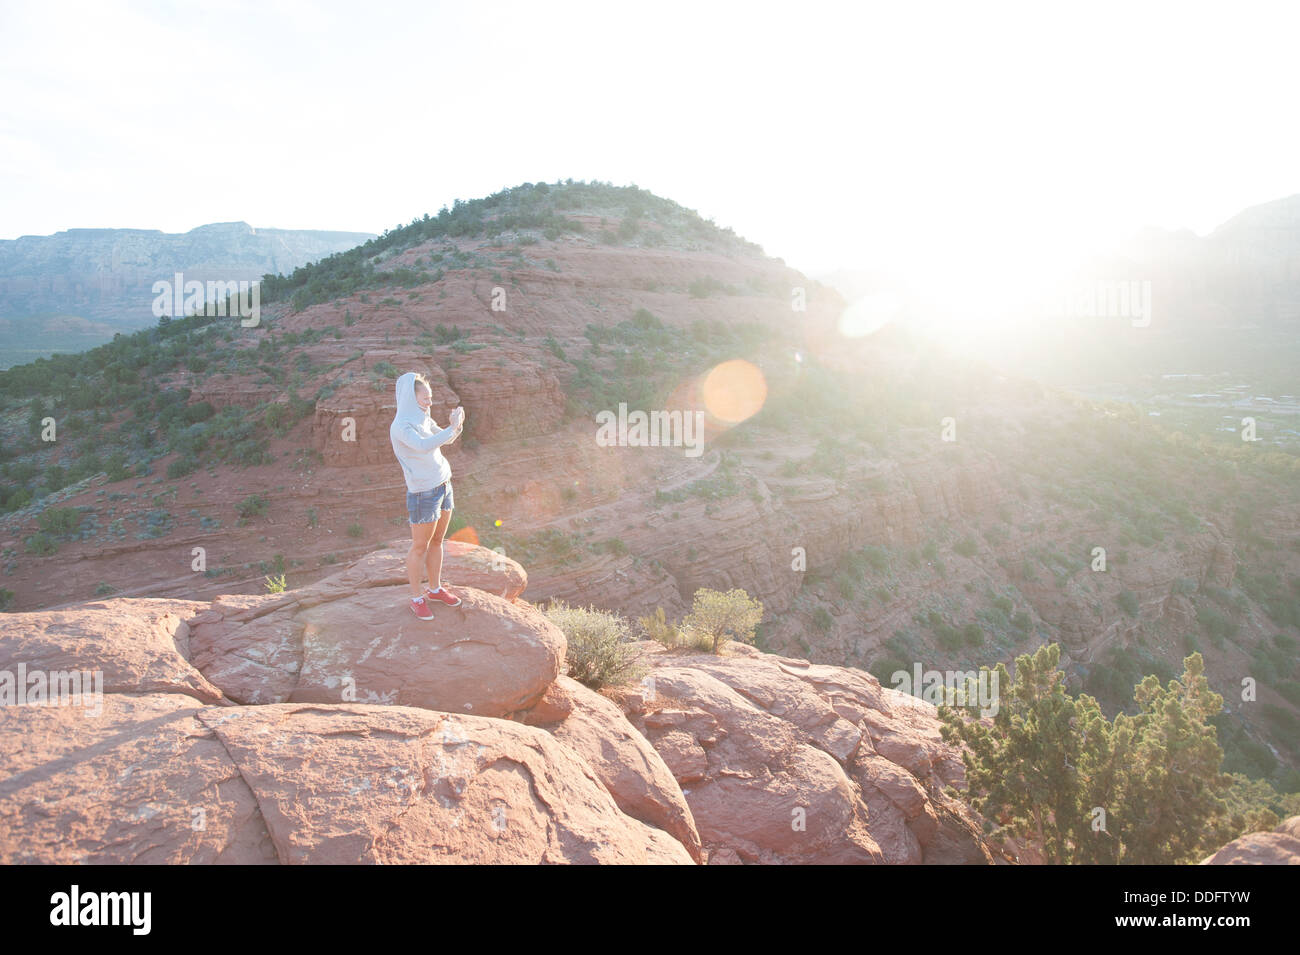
[392,371,429,432]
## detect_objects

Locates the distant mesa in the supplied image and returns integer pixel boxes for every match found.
[0,220,376,366]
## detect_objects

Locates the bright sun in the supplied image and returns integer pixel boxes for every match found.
[837,219,1089,365]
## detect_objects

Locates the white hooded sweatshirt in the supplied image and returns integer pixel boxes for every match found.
[389,371,457,493]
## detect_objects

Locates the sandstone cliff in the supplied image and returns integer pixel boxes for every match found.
[0,539,1000,865]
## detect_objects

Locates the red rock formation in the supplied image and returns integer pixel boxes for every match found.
[0,543,696,864]
[609,643,995,864]
[0,598,224,703]
[0,539,1002,865]
[0,694,275,864]
[194,702,693,864]
[310,357,457,467]
[187,545,549,713]
[445,343,567,442]
[323,537,528,601]
[1201,816,1300,864]
[522,675,704,862]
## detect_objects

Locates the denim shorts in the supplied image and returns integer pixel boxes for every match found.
[407,480,454,524]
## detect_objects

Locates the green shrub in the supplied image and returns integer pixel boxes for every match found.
[638,606,684,647]
[24,532,57,556]
[1117,590,1140,616]
[632,308,662,329]
[863,546,889,573]
[688,276,727,298]
[236,494,268,521]
[167,456,197,479]
[954,537,978,558]
[1202,583,1236,608]
[813,607,833,632]
[434,323,464,344]
[870,656,911,689]
[1262,704,1300,736]
[1198,604,1238,642]
[37,507,82,536]
[935,623,962,651]
[139,509,173,539]
[682,587,763,654]
[545,598,644,688]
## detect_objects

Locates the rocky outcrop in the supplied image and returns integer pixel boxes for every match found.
[194,702,693,864]
[1201,816,1300,864]
[610,642,995,864]
[0,538,998,865]
[1025,527,1239,663]
[0,692,691,864]
[288,586,563,716]
[0,541,697,864]
[523,675,704,862]
[0,693,275,864]
[0,598,224,704]
[321,538,529,601]
[503,442,1008,629]
[186,546,551,715]
[445,343,567,442]
[310,358,458,467]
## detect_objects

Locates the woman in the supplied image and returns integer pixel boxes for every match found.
[389,370,466,620]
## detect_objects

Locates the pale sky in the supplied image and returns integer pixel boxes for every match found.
[2,0,1298,279]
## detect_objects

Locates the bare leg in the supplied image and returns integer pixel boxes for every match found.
[408,521,437,597]
[424,508,453,589]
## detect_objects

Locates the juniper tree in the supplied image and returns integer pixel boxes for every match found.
[939,643,1094,863]
[1110,653,1233,863]
[939,644,1233,864]
[681,587,763,654]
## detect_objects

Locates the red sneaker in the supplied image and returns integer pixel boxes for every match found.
[409,596,436,621]
[424,585,462,607]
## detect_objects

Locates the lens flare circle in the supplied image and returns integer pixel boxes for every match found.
[701,359,767,424]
